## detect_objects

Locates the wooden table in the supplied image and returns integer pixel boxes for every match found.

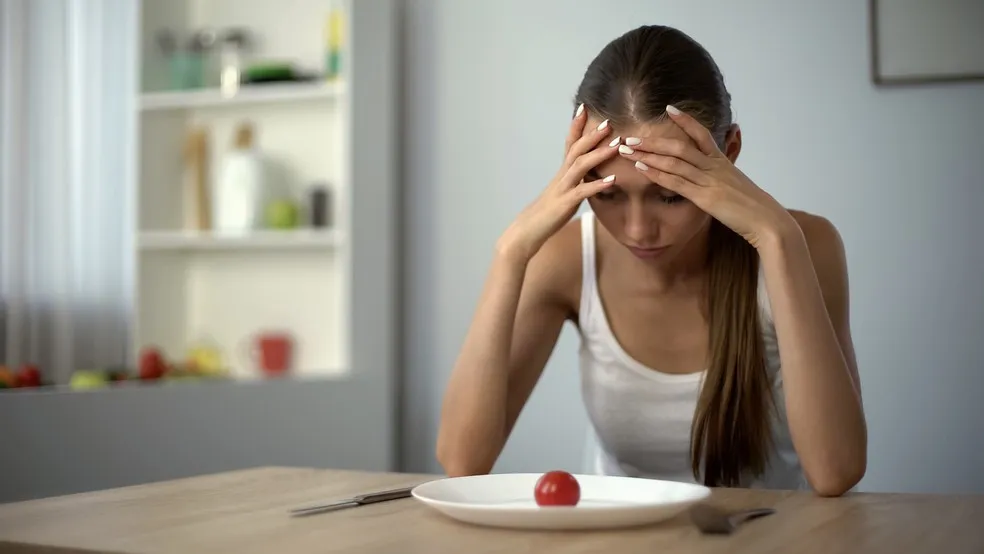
[0,467,981,553]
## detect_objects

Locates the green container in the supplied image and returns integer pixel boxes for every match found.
[325,49,341,79]
[169,53,204,90]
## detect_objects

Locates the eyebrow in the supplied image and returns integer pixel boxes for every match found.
[586,169,676,196]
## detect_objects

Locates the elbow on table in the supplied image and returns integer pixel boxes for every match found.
[435,437,494,478]
[807,456,867,498]
[436,452,492,478]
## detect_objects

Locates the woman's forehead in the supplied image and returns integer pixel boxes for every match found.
[582,118,692,143]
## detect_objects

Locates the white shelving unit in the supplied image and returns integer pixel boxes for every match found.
[133,0,363,382]
[138,229,345,251]
[0,0,399,497]
[140,80,344,112]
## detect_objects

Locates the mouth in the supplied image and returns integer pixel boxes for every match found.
[626,245,670,259]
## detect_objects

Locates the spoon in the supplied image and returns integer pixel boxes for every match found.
[689,504,776,535]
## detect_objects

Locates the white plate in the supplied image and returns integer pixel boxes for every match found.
[411,473,711,530]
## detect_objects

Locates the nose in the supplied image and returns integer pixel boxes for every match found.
[624,201,655,245]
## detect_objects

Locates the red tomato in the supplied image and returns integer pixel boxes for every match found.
[534,470,581,507]
[16,364,41,387]
[139,347,168,380]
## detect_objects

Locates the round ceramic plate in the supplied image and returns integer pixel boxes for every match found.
[411,473,711,531]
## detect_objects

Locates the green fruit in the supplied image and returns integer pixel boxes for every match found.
[70,370,108,390]
[265,199,299,229]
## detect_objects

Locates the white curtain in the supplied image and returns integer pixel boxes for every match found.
[0,0,136,384]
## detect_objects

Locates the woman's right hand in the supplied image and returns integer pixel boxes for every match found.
[496,105,621,263]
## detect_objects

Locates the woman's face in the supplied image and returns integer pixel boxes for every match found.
[585,121,710,264]
[583,118,730,265]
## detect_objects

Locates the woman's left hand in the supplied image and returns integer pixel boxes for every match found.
[618,105,797,250]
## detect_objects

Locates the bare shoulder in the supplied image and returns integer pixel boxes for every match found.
[525,217,584,316]
[787,210,851,325]
[787,210,848,273]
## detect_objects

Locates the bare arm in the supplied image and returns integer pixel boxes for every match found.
[761,211,866,497]
[436,103,618,476]
[435,226,578,477]
[607,106,865,496]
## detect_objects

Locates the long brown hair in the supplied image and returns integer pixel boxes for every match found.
[574,25,775,487]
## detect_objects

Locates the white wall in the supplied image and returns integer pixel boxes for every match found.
[400,0,984,493]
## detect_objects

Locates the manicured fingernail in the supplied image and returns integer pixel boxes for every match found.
[666,105,681,115]
[608,136,621,147]
[575,103,584,118]
[603,175,616,183]
[635,161,649,171]
[625,137,642,146]
[618,145,634,155]
[597,119,609,131]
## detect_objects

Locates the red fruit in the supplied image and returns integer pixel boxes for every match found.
[534,470,581,507]
[16,364,41,387]
[139,347,168,380]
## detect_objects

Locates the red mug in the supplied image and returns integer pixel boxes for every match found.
[252,333,293,377]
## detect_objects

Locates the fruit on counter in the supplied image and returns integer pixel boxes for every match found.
[185,342,226,376]
[16,364,42,387]
[0,366,15,388]
[165,363,230,381]
[138,347,168,380]
[107,369,128,381]
[70,370,109,390]
[534,470,581,507]
[164,365,204,381]
[105,366,131,382]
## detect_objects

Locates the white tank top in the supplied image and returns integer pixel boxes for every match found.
[577,211,806,490]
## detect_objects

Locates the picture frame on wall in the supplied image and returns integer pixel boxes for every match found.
[870,0,984,85]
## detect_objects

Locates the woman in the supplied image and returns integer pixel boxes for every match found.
[436,25,866,496]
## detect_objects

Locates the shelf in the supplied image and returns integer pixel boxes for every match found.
[0,372,350,395]
[140,80,344,112]
[138,229,344,251]
[131,0,366,384]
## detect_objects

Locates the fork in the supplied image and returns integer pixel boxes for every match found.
[689,504,776,535]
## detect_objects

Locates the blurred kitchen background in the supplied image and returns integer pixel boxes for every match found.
[0,0,982,502]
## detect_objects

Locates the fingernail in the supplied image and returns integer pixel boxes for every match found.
[603,175,616,183]
[625,137,642,146]
[635,161,649,171]
[618,145,634,155]
[597,119,609,131]
[666,105,681,115]
[608,136,621,147]
[575,103,584,118]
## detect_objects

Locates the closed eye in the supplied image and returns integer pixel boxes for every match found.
[584,169,620,200]
[585,169,684,204]
[584,169,604,183]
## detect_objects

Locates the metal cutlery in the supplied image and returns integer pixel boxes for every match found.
[289,486,415,518]
[689,504,776,535]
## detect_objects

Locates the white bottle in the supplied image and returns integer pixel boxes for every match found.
[213,122,266,233]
